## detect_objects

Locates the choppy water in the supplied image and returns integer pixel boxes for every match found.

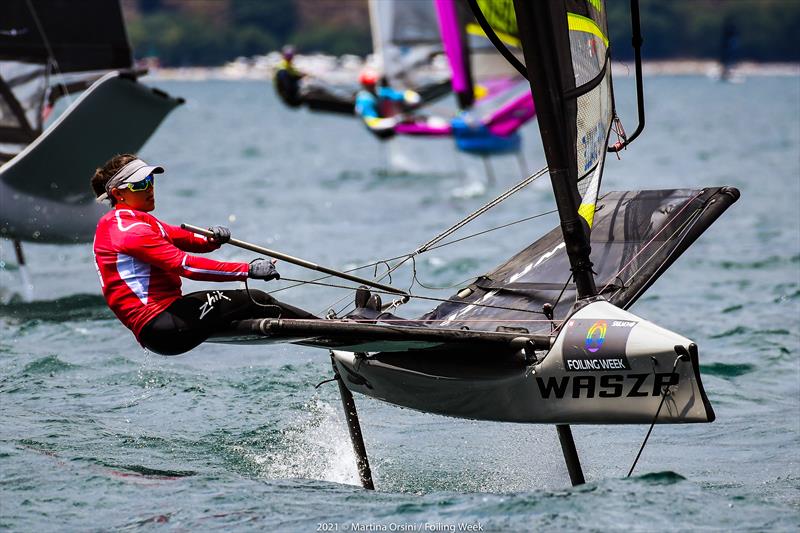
[1,74,798,531]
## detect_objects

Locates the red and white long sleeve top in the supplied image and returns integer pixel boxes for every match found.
[93,208,249,339]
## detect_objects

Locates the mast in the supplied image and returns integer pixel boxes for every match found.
[367,0,388,75]
[434,0,475,110]
[511,0,601,299]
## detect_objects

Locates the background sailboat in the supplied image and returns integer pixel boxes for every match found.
[273,0,535,171]
[0,0,183,299]
[273,0,449,119]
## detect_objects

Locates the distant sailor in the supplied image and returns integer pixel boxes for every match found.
[354,68,421,139]
[91,154,316,355]
[274,45,304,107]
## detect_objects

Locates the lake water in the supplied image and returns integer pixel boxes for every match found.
[1,74,798,531]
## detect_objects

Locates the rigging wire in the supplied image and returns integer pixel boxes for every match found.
[424,208,557,252]
[627,354,685,477]
[465,0,529,80]
[611,204,710,306]
[405,208,559,292]
[265,206,556,300]
[600,192,704,295]
[410,166,549,257]
[602,197,707,306]
[278,276,547,317]
[323,165,550,315]
[24,0,75,113]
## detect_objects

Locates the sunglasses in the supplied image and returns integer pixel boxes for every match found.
[119,174,154,192]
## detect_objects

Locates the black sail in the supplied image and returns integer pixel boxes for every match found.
[0,0,134,157]
[0,0,184,244]
[509,0,615,297]
[0,0,132,72]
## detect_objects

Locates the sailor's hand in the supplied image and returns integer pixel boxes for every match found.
[249,259,280,281]
[208,225,231,245]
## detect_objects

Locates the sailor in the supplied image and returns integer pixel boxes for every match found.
[274,45,304,107]
[354,68,421,139]
[91,154,316,356]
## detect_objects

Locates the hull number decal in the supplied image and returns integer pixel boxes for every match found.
[536,373,679,399]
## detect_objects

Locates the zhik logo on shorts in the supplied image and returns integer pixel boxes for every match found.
[199,291,231,320]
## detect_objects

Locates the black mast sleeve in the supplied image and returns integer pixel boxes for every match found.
[511,0,597,298]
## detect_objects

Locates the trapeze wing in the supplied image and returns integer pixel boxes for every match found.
[421,187,740,334]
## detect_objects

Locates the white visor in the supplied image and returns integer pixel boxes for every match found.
[96,158,164,202]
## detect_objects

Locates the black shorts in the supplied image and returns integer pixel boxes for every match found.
[139,289,316,356]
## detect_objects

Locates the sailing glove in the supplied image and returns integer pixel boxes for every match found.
[208,225,231,245]
[249,259,280,281]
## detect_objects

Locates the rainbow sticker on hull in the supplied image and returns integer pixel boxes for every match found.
[585,320,607,353]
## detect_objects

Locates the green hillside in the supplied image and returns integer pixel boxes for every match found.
[123,0,800,66]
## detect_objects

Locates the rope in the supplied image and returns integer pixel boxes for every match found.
[264,253,414,296]
[424,209,558,252]
[24,0,74,110]
[324,166,550,315]
[278,276,547,316]
[546,274,574,334]
[408,256,478,291]
[627,354,686,477]
[243,260,286,315]
[411,166,549,257]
